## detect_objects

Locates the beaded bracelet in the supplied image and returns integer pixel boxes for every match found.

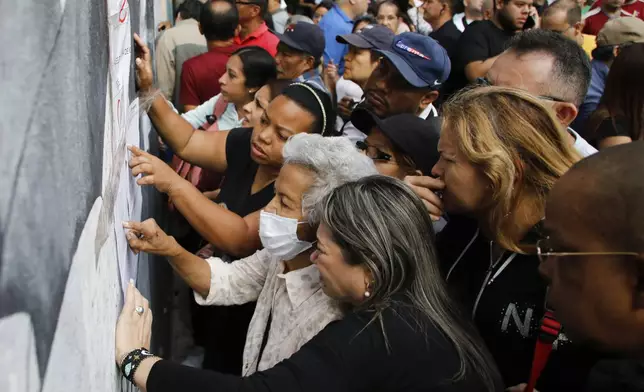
[120,347,155,383]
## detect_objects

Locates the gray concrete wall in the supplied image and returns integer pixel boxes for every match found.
[0,1,172,390]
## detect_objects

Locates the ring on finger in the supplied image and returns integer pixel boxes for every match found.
[135,306,145,315]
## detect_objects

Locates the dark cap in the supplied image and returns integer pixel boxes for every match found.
[351,108,441,175]
[374,32,450,89]
[276,22,325,59]
[336,24,395,50]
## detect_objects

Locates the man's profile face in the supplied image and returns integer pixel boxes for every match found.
[541,9,583,46]
[487,50,580,127]
[539,173,644,355]
[275,43,311,79]
[235,0,260,22]
[422,0,444,25]
[363,57,429,117]
[487,50,554,98]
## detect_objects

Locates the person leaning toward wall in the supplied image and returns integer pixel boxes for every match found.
[133,34,336,259]
[123,134,378,376]
[410,86,602,390]
[115,175,503,392]
[133,33,337,374]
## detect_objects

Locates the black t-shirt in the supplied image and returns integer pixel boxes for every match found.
[216,127,275,218]
[442,20,515,100]
[430,19,462,59]
[437,215,601,390]
[199,127,275,375]
[148,301,494,392]
[595,116,631,141]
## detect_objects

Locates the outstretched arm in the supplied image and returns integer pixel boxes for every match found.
[128,146,262,257]
[134,33,228,172]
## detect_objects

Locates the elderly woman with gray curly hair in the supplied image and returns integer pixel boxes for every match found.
[121,133,377,376]
[116,168,502,390]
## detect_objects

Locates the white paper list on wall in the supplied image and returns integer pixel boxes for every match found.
[114,98,142,296]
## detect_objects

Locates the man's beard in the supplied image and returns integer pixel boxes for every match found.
[497,8,520,32]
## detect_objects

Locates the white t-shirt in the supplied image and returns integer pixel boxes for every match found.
[335,77,366,142]
[569,128,597,157]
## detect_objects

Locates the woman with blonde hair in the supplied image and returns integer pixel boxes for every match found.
[411,86,600,391]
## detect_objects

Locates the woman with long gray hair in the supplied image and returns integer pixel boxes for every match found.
[115,176,501,392]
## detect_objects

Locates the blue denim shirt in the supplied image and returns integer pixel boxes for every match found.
[571,59,609,137]
[295,71,329,95]
[318,5,354,75]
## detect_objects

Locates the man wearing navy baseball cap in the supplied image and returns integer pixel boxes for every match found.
[332,24,395,141]
[360,32,451,119]
[275,22,327,92]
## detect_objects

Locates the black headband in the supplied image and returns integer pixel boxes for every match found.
[282,82,329,136]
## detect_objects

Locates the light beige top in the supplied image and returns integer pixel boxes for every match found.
[195,249,344,375]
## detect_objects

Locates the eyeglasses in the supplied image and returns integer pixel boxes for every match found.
[475,77,568,103]
[356,140,395,163]
[535,237,639,263]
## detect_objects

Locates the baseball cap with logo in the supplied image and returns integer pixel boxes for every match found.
[276,22,326,59]
[336,24,395,50]
[596,17,644,47]
[374,32,450,89]
[351,108,441,175]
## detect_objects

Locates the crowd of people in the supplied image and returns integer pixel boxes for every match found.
[115,0,644,390]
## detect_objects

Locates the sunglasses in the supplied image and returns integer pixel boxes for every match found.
[535,237,639,263]
[475,77,568,103]
[356,140,395,163]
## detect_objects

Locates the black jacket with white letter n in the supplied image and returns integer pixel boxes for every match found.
[436,215,602,391]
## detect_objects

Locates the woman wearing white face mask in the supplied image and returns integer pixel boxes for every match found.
[124,134,377,375]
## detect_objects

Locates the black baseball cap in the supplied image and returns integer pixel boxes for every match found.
[351,108,441,175]
[276,22,325,59]
[336,24,395,50]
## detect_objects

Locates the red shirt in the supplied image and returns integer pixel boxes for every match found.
[234,22,279,56]
[590,0,644,18]
[583,8,634,35]
[180,44,239,108]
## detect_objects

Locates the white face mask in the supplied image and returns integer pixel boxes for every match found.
[259,210,313,260]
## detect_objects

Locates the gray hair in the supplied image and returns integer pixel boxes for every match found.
[316,175,502,391]
[282,133,378,220]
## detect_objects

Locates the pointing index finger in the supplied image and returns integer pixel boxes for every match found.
[128,145,147,156]
[133,33,149,55]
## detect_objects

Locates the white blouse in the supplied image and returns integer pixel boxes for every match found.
[194,249,344,375]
